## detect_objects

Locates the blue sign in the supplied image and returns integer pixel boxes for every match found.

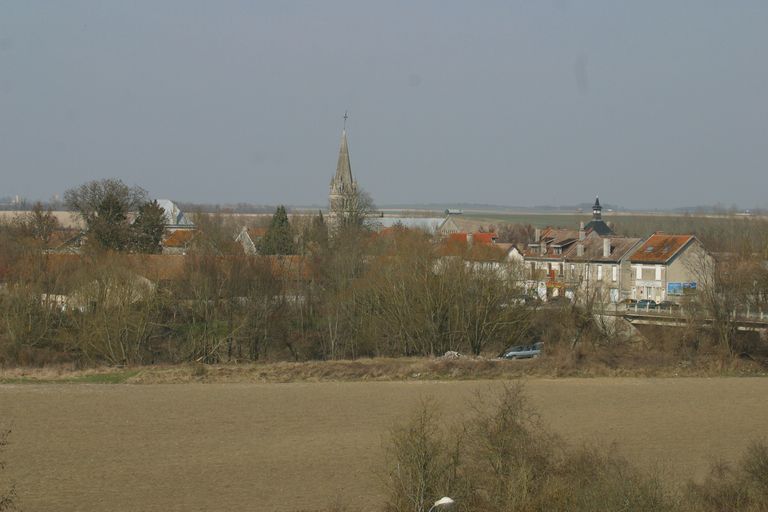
[668,282,697,295]
[667,282,683,295]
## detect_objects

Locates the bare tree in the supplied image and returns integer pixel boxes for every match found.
[64,179,147,251]
[331,187,376,232]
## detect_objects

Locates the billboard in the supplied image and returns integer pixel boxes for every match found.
[667,282,697,295]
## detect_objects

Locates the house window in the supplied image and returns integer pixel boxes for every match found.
[597,265,603,281]
[655,265,662,281]
[612,265,618,282]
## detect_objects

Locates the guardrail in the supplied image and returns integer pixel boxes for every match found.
[623,303,767,322]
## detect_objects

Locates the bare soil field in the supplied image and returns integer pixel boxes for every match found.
[1,378,767,511]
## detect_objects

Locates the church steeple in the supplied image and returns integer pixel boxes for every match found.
[332,128,354,191]
[592,196,602,220]
[329,114,358,225]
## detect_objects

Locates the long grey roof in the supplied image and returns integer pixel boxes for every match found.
[372,217,447,233]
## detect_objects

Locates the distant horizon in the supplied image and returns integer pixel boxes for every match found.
[0,194,763,216]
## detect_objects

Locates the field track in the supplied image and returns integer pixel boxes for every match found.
[2,378,767,511]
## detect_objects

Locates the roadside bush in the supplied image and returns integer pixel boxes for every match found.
[685,440,768,512]
[384,399,466,512]
[385,384,675,512]
[0,428,16,512]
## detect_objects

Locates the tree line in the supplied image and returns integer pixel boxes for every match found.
[0,186,532,366]
[1,178,767,367]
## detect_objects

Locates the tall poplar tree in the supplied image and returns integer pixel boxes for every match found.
[259,205,296,255]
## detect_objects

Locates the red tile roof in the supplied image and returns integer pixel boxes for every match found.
[472,232,498,245]
[629,233,695,263]
[448,232,468,244]
[163,229,196,248]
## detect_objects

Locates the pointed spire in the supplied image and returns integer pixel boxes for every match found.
[333,126,354,189]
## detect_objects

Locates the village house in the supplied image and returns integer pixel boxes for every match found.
[627,233,711,303]
[517,197,646,302]
[521,226,641,303]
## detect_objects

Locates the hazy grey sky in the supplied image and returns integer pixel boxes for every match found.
[1,1,767,209]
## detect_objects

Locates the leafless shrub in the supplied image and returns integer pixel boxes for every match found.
[384,385,675,512]
[685,440,768,512]
[0,428,17,512]
[384,399,466,512]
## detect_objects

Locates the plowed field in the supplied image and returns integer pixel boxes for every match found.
[2,378,766,511]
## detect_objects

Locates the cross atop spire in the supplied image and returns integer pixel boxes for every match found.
[343,110,348,131]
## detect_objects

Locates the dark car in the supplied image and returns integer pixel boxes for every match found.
[657,301,681,311]
[502,342,543,360]
[636,299,657,310]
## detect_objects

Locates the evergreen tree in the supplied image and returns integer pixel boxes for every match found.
[304,210,328,252]
[259,205,296,255]
[132,200,167,254]
[91,189,131,251]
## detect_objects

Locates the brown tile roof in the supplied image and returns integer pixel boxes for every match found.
[163,229,196,248]
[561,234,642,262]
[629,233,695,264]
[247,227,267,239]
[523,228,579,259]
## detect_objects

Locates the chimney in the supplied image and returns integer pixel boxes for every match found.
[579,222,585,241]
[576,243,584,257]
[534,228,541,242]
[603,238,611,258]
[467,233,473,246]
[540,241,547,255]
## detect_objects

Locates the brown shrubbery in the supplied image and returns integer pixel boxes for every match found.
[384,385,768,512]
[0,428,16,512]
[0,221,534,367]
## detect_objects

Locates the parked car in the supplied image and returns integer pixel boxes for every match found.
[636,299,657,310]
[620,298,637,307]
[657,301,681,311]
[502,342,543,359]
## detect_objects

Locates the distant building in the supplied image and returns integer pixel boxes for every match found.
[582,196,613,236]
[371,215,461,235]
[522,226,641,302]
[161,229,196,255]
[235,227,267,255]
[156,199,194,231]
[627,233,711,303]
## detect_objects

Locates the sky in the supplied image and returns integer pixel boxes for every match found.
[1,1,767,210]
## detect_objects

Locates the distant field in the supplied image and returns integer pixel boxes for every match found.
[3,209,761,237]
[0,210,83,228]
[2,378,767,511]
